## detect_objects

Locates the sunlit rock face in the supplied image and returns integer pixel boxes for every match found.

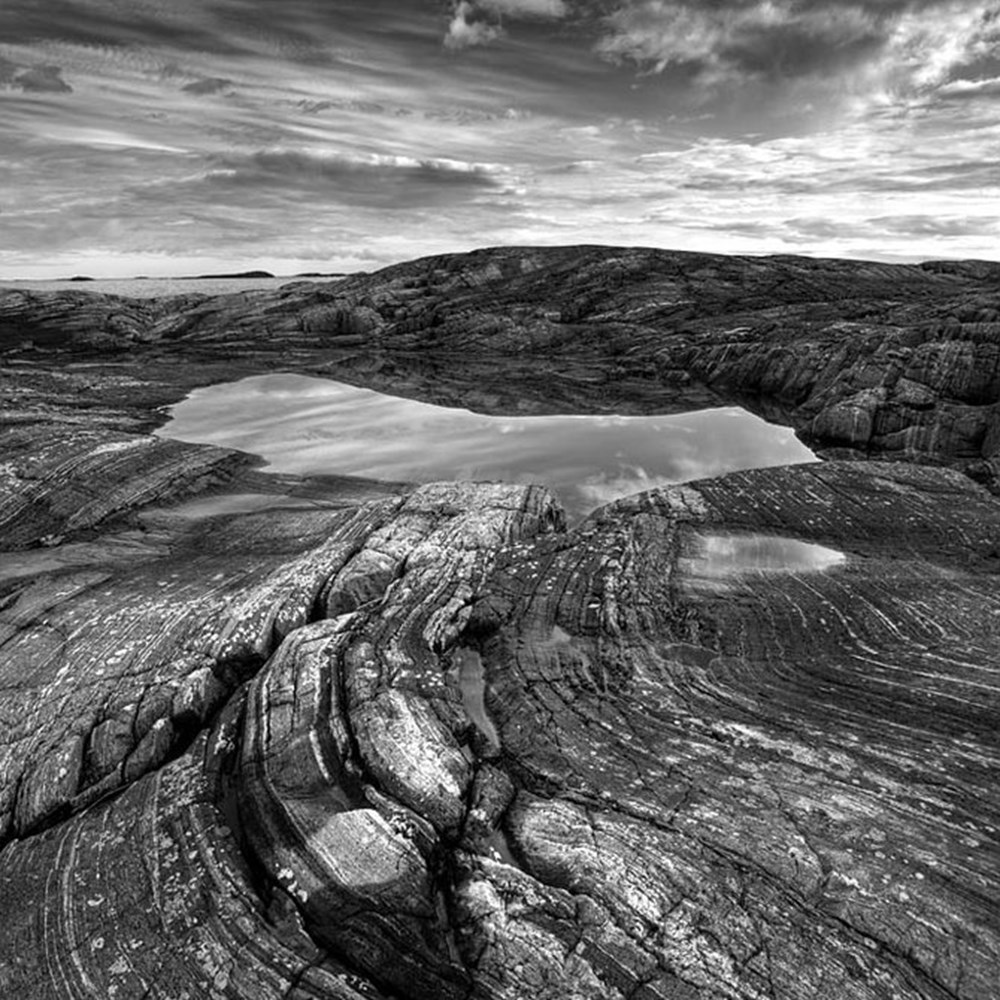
[2,246,1000,999]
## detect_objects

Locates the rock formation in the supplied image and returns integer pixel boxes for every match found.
[1,246,998,998]
[5,246,1000,470]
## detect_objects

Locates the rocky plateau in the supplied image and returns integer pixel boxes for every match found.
[1,245,998,999]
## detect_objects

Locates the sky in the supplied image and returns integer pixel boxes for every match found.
[1,0,998,277]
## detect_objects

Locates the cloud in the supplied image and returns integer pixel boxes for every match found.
[181,76,233,95]
[0,55,74,93]
[938,75,1000,99]
[0,0,242,54]
[444,2,505,49]
[594,1,885,79]
[14,64,74,92]
[481,0,568,16]
[195,149,506,209]
[217,149,502,181]
[878,1,1000,93]
[592,0,1000,104]
[443,0,567,49]
[869,214,1000,236]
[1,0,997,276]
[0,0,433,66]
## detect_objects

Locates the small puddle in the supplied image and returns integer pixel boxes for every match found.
[682,533,846,578]
[452,648,501,750]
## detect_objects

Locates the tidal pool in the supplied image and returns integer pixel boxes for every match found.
[159,373,817,520]
[682,533,846,578]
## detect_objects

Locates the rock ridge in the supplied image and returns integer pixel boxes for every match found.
[1,245,999,999]
[5,246,1000,476]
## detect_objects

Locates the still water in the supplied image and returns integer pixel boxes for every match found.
[682,533,846,578]
[159,373,817,520]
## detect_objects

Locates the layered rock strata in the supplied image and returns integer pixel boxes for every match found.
[2,246,999,999]
[5,247,1000,470]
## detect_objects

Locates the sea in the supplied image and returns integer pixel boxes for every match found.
[0,276,344,299]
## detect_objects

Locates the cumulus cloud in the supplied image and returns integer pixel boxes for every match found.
[443,0,567,49]
[444,2,505,49]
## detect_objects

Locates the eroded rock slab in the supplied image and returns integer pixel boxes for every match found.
[237,482,562,998]
[3,246,1000,999]
[462,462,1000,998]
[0,709,384,1000]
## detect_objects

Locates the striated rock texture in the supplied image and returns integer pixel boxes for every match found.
[5,246,1000,471]
[2,245,1000,999]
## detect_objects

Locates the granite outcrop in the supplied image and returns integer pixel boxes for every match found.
[1,246,999,999]
[5,247,1000,472]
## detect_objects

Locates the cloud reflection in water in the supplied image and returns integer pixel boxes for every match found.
[682,533,847,580]
[160,373,817,520]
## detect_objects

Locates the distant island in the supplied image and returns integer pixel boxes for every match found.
[186,269,275,279]
[123,269,276,280]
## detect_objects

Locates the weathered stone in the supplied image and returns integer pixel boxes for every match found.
[5,247,1000,477]
[0,715,383,1000]
[2,246,1000,999]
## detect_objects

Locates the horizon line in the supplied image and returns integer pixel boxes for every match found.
[2,244,999,283]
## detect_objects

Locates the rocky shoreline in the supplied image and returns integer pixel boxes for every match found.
[1,246,998,999]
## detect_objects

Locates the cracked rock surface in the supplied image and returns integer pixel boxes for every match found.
[2,246,999,999]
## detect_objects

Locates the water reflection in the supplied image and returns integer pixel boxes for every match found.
[451,647,500,750]
[140,492,303,520]
[159,373,816,520]
[682,533,846,579]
